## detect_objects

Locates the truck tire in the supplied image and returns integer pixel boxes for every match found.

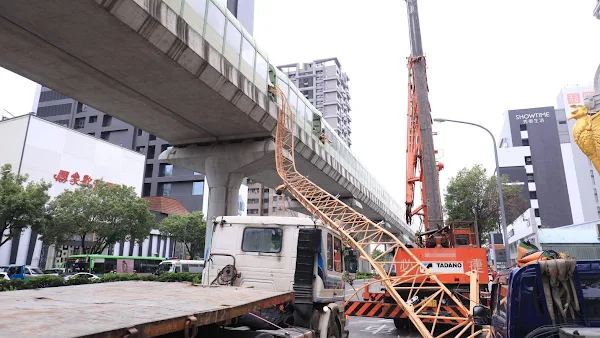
[327,317,341,338]
[393,318,408,330]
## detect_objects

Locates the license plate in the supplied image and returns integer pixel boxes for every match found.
[427,300,437,307]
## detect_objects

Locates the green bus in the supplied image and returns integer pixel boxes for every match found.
[60,255,165,275]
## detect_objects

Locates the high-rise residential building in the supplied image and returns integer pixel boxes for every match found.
[245,180,306,217]
[278,58,352,147]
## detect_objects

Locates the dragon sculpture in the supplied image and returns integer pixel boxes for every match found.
[569,104,600,173]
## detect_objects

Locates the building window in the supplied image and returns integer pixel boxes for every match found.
[249,188,260,194]
[529,191,537,199]
[272,206,277,212]
[527,173,535,182]
[135,146,145,153]
[160,164,173,177]
[525,156,532,165]
[192,181,204,195]
[142,183,151,197]
[595,188,599,203]
[519,124,527,131]
[102,115,112,127]
[87,116,97,124]
[534,208,540,217]
[100,131,109,140]
[39,90,68,102]
[263,198,269,204]
[149,134,156,141]
[592,170,596,185]
[559,121,567,125]
[263,188,270,193]
[273,196,278,202]
[145,164,153,178]
[137,129,143,136]
[52,119,69,127]
[147,146,155,159]
[74,117,85,129]
[522,139,529,146]
[36,103,72,117]
[248,209,258,215]
[158,183,172,197]
[248,198,259,204]
[262,208,269,214]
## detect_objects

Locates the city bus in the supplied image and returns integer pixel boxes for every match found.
[61,255,165,276]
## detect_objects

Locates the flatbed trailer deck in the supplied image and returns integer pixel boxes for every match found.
[0,281,294,337]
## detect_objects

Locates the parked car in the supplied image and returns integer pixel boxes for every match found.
[0,272,9,281]
[64,272,100,281]
[7,265,45,280]
[44,268,65,276]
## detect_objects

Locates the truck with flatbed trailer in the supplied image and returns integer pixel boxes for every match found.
[0,216,354,337]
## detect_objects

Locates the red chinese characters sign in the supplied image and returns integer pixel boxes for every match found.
[567,93,581,104]
[53,170,113,187]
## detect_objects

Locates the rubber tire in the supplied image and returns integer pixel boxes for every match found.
[327,318,341,338]
[393,318,409,330]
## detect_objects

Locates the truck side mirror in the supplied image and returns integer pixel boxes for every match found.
[472,305,490,325]
[348,257,358,273]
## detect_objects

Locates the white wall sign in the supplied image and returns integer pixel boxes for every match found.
[419,261,464,273]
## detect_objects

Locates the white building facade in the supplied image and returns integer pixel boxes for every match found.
[0,115,147,268]
[557,85,600,223]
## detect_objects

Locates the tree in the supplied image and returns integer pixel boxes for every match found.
[159,211,206,259]
[0,164,52,247]
[444,165,529,245]
[42,180,154,254]
[371,249,385,262]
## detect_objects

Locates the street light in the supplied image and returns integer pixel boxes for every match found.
[433,118,511,268]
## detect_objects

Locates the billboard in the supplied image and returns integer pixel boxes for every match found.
[117,259,134,274]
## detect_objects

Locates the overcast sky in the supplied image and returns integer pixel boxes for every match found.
[1,0,599,211]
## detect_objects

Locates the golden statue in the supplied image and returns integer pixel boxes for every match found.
[568,104,600,173]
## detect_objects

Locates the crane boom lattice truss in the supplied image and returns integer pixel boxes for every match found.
[271,86,487,337]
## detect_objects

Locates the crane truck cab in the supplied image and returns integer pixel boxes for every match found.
[203,216,356,338]
[475,260,600,338]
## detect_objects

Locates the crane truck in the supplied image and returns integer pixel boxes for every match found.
[345,0,490,332]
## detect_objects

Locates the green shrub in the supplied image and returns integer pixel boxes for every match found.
[100,274,141,283]
[66,276,97,286]
[0,272,200,292]
[26,275,66,289]
[157,272,199,282]
[193,274,202,284]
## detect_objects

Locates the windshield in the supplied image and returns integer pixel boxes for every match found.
[28,267,43,275]
[156,263,172,274]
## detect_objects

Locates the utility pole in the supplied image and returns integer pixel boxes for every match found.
[406,0,444,230]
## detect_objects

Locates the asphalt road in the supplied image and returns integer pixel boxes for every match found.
[347,316,421,338]
[345,279,421,338]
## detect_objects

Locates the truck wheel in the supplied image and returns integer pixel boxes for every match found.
[327,319,341,338]
[393,318,408,330]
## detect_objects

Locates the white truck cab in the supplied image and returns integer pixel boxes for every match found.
[203,216,355,338]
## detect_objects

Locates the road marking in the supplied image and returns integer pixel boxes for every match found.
[360,324,395,335]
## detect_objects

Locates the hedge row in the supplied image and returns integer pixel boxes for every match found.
[0,272,201,292]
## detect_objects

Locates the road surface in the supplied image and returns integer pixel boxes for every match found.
[346,279,420,337]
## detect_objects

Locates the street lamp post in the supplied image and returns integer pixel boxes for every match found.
[433,118,511,267]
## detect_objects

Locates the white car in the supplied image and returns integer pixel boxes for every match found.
[64,272,100,281]
[0,272,9,281]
